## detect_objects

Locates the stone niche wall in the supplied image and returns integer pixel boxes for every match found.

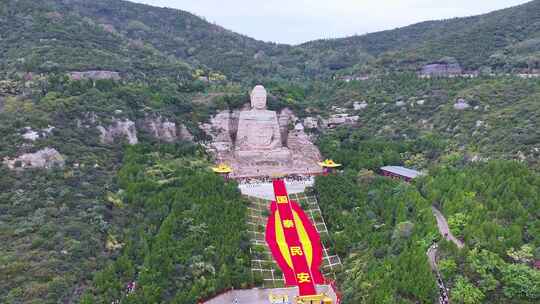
[200,106,322,177]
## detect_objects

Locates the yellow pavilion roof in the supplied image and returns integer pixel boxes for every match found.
[318,159,342,168]
[269,293,289,303]
[296,294,333,304]
[212,163,232,173]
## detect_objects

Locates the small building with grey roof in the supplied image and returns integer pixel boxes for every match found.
[380,166,424,182]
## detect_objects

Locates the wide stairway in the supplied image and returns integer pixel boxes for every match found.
[265,179,333,303]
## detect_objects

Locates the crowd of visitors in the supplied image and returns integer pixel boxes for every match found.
[429,242,449,304]
[236,174,313,185]
[236,176,273,184]
[110,281,137,304]
[437,276,449,304]
[432,245,449,304]
[285,174,313,182]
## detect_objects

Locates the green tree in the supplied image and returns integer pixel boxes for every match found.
[500,264,540,300]
[451,276,485,304]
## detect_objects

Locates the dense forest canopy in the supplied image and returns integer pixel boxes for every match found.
[316,130,540,303]
[81,144,252,304]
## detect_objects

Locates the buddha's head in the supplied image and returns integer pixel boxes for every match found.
[250,85,267,110]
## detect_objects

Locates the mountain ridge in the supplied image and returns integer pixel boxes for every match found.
[1,0,539,80]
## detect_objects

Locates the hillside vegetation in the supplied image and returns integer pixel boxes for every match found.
[1,1,539,304]
[306,0,540,73]
[2,0,540,80]
[316,133,540,303]
[82,144,252,304]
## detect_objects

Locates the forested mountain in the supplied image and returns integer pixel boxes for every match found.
[0,0,196,80]
[2,0,540,81]
[305,0,540,73]
[1,1,539,303]
[0,0,295,81]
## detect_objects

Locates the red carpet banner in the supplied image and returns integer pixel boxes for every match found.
[265,179,324,296]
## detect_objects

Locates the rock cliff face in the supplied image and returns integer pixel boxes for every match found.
[199,111,235,154]
[3,148,65,170]
[420,61,462,77]
[229,109,242,141]
[322,114,359,129]
[278,108,297,146]
[145,118,176,142]
[454,98,471,110]
[303,117,319,129]
[142,116,170,142]
[142,116,194,142]
[97,119,138,145]
[22,129,39,141]
[68,71,121,81]
[178,124,194,142]
[21,126,55,141]
[287,129,322,163]
[0,80,20,96]
[353,101,368,110]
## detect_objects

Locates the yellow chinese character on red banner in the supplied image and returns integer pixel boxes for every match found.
[282,219,294,228]
[290,246,303,256]
[296,272,311,283]
[276,196,288,204]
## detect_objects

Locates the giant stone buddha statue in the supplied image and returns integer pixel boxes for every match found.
[234,85,291,164]
[201,85,322,177]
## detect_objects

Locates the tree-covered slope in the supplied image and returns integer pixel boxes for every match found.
[0,0,194,80]
[315,173,438,303]
[47,0,301,81]
[304,0,540,72]
[0,0,298,81]
[302,75,540,167]
[82,144,252,304]
[314,155,540,303]
[0,75,247,303]
[2,0,539,81]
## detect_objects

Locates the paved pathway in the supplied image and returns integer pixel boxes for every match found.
[426,243,450,304]
[431,206,464,249]
[203,285,337,304]
[427,244,438,271]
[429,205,466,304]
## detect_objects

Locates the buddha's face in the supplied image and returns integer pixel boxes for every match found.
[251,86,267,110]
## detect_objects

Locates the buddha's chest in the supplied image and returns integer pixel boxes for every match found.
[237,112,278,130]
[238,122,275,142]
[236,111,279,145]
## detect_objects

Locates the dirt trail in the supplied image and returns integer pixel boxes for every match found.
[432,206,464,249]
